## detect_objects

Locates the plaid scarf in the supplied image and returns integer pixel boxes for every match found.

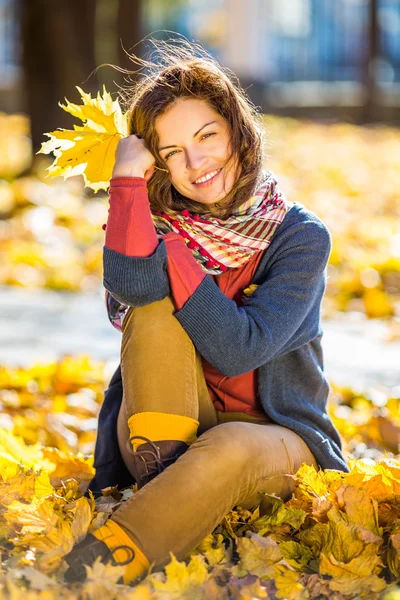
[106,170,293,330]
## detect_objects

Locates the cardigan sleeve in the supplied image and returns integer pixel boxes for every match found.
[104,177,159,257]
[173,217,332,377]
[103,178,170,307]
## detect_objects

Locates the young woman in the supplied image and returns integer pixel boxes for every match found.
[64,40,348,585]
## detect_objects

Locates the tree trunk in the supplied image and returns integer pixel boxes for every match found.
[117,0,144,74]
[17,0,143,152]
[18,0,99,151]
[361,0,379,123]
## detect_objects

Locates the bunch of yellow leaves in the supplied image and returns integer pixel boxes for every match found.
[2,443,400,598]
[0,358,400,597]
[0,355,107,458]
[329,382,400,462]
[37,86,127,193]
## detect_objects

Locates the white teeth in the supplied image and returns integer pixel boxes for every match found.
[194,169,220,184]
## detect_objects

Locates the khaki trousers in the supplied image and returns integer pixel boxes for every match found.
[113,296,317,568]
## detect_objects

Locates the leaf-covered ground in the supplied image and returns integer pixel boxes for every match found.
[0,356,398,599]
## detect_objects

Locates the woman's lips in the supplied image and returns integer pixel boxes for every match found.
[193,168,222,187]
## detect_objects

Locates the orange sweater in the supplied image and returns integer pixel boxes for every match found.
[204,250,269,418]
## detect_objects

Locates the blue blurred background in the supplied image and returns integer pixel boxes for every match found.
[1,0,399,150]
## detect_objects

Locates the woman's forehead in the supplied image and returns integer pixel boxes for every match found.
[156,99,225,148]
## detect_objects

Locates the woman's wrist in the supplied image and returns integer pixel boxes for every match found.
[111,162,145,179]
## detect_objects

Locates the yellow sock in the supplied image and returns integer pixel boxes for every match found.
[93,519,150,584]
[127,411,199,450]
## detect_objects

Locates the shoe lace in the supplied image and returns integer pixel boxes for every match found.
[127,435,182,482]
[110,544,136,566]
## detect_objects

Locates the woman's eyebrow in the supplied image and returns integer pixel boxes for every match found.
[158,121,218,151]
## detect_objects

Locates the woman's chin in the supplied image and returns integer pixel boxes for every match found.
[195,185,232,206]
[173,182,232,208]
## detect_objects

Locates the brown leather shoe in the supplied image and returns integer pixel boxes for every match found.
[64,532,135,583]
[127,435,189,490]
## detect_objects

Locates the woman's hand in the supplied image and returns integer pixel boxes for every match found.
[112,135,156,182]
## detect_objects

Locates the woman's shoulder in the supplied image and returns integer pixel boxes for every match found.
[281,202,331,240]
[253,204,332,284]
[269,191,331,254]
[252,182,332,280]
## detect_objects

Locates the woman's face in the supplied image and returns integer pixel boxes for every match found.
[155,97,238,206]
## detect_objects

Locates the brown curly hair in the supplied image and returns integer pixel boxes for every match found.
[116,36,265,220]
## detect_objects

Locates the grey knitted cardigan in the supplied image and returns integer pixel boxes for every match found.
[103,200,349,473]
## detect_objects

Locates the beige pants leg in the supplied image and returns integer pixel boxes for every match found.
[114,297,317,569]
[117,296,218,477]
[113,421,317,568]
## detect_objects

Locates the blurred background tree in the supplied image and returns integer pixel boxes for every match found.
[16,0,144,150]
[1,0,400,152]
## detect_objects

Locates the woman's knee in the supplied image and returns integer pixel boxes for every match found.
[121,297,195,356]
[122,297,175,334]
[191,421,258,470]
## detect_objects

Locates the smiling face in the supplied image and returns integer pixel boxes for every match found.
[155,97,239,206]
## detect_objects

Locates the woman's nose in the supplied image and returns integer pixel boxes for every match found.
[185,148,207,171]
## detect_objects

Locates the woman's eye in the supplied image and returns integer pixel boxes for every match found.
[165,149,178,160]
[164,133,216,160]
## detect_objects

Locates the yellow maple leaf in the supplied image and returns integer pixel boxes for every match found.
[0,470,37,506]
[279,540,314,571]
[0,429,54,474]
[150,553,209,594]
[236,532,282,580]
[191,532,227,566]
[319,549,386,595]
[305,505,386,596]
[294,463,344,498]
[34,473,55,499]
[41,446,94,486]
[82,555,126,585]
[253,495,306,536]
[4,496,58,535]
[37,86,127,193]
[70,496,93,544]
[273,564,305,600]
[34,520,75,571]
[346,459,400,497]
[335,483,382,536]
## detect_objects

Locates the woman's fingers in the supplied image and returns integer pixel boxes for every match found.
[144,164,156,183]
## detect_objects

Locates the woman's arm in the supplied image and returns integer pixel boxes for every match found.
[103,177,171,306]
[105,177,159,257]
